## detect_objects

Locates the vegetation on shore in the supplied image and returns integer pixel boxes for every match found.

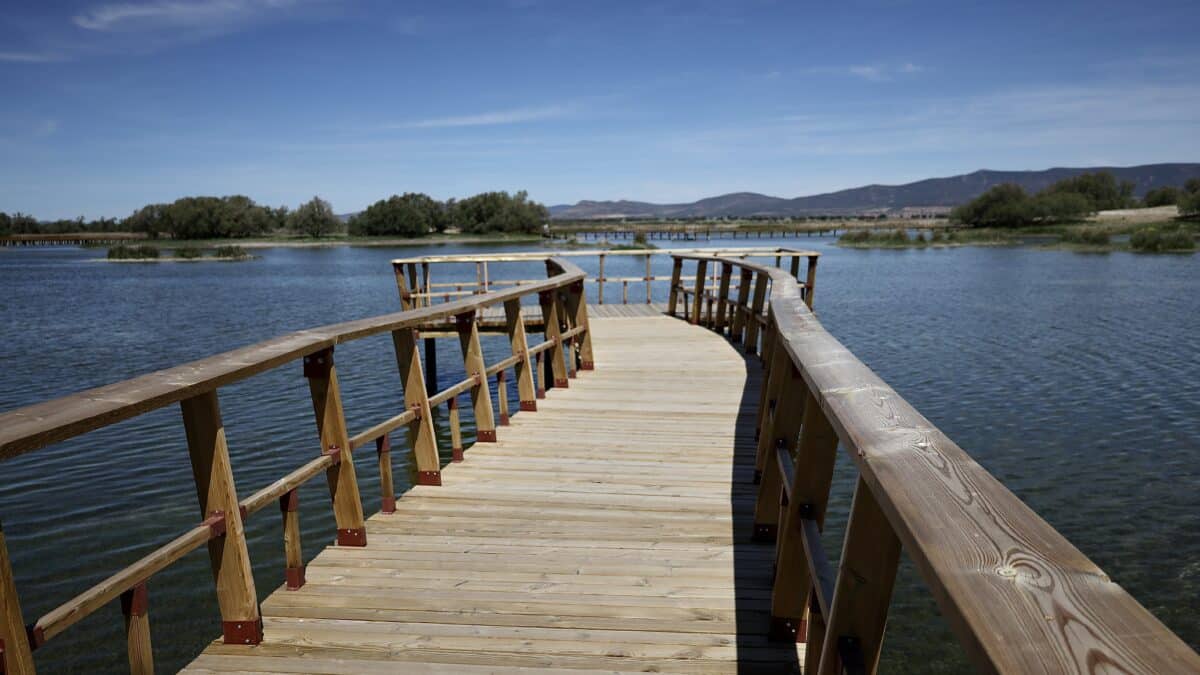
[107,245,160,259]
[104,244,255,261]
[3,190,549,241]
[839,228,1012,248]
[838,220,1196,253]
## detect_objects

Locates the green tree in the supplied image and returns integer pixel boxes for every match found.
[950,184,1036,227]
[288,196,340,238]
[348,193,443,237]
[449,190,548,234]
[0,212,10,237]
[1040,172,1135,211]
[1143,186,1179,207]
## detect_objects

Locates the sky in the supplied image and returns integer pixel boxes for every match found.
[2,0,1199,219]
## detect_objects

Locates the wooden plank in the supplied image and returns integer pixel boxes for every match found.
[120,582,153,675]
[503,299,537,412]
[304,348,367,548]
[456,311,497,443]
[393,328,442,484]
[0,521,35,674]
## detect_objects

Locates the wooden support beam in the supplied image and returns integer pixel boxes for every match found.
[0,522,35,674]
[667,258,683,316]
[772,392,839,644]
[816,478,902,675]
[496,369,510,425]
[456,311,497,442]
[730,268,752,343]
[645,255,653,304]
[393,329,443,481]
[303,348,367,546]
[375,436,395,514]
[278,489,305,591]
[538,291,568,388]
[805,255,819,309]
[119,582,152,675]
[690,260,707,326]
[392,263,413,310]
[179,390,263,644]
[597,254,605,305]
[447,397,463,462]
[714,262,732,334]
[563,280,594,370]
[753,354,805,545]
[534,352,546,400]
[503,299,537,412]
[744,271,768,355]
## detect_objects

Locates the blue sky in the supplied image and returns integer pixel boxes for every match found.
[2,0,1199,219]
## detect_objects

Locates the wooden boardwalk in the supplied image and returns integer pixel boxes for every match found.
[185,315,803,674]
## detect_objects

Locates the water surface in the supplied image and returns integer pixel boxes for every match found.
[0,238,1196,672]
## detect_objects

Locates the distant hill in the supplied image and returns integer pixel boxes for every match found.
[548,163,1200,219]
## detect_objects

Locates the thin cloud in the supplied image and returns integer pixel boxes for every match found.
[0,51,65,63]
[806,63,923,82]
[73,0,305,32]
[398,104,574,129]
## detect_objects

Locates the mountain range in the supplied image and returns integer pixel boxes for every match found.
[548,163,1200,219]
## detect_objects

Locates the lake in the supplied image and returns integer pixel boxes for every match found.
[1,237,1197,672]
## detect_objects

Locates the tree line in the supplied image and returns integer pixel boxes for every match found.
[951,172,1200,227]
[0,191,549,239]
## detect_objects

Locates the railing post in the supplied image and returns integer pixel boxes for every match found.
[392,262,413,310]
[392,329,443,480]
[538,290,568,388]
[0,522,36,674]
[729,266,748,341]
[597,253,606,305]
[816,477,901,675]
[497,370,510,425]
[805,255,819,309]
[752,348,805,543]
[303,347,367,546]
[714,262,732,334]
[534,352,546,399]
[667,257,683,316]
[772,392,838,644]
[563,280,594,370]
[645,254,653,304]
[789,254,801,280]
[278,489,306,590]
[375,436,395,513]
[503,299,537,412]
[179,390,263,644]
[447,397,464,462]
[745,271,768,354]
[456,311,497,442]
[119,582,152,675]
[691,259,707,325]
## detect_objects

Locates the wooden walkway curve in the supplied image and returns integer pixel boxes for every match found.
[185,313,804,674]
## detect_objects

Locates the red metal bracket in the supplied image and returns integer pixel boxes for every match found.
[120,582,149,618]
[24,624,45,652]
[278,489,299,513]
[570,280,584,293]
[538,290,553,303]
[448,396,458,411]
[472,372,483,387]
[768,615,807,643]
[554,378,569,388]
[497,369,506,383]
[222,618,263,645]
[520,400,537,412]
[499,412,510,426]
[477,429,497,443]
[375,435,390,454]
[381,495,396,513]
[203,511,227,539]
[580,360,595,370]
[285,565,306,590]
[455,311,476,333]
[410,402,422,420]
[336,527,367,547]
[302,347,334,379]
[451,447,464,462]
[417,470,442,486]
[324,445,342,465]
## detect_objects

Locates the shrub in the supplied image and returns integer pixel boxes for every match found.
[1143,186,1179,207]
[1179,190,1200,218]
[175,246,203,259]
[213,245,250,259]
[633,231,648,245]
[288,196,340,238]
[107,245,160,259]
[1059,227,1110,246]
[1130,227,1195,252]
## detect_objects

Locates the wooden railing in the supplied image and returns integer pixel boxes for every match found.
[0,257,592,674]
[668,253,1200,674]
[392,247,819,308]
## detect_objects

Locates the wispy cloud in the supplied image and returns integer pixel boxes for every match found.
[0,51,65,63]
[397,104,575,129]
[806,62,923,82]
[34,120,59,137]
[73,0,307,32]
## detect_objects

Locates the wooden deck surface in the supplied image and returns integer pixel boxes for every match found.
[185,315,803,673]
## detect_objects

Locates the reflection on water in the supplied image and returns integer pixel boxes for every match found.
[0,239,1196,672]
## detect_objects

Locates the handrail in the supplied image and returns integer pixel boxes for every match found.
[668,252,1200,673]
[0,256,592,674]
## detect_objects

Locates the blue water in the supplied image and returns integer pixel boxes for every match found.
[0,238,1197,672]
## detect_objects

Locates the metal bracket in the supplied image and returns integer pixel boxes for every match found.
[336,527,367,547]
[381,495,396,514]
[477,429,497,443]
[278,489,300,513]
[580,360,594,370]
[222,618,264,645]
[454,311,476,333]
[409,403,422,420]
[375,435,390,454]
[768,615,807,643]
[302,347,333,379]
[520,400,537,412]
[417,470,442,486]
[752,522,777,543]
[203,511,227,539]
[120,582,149,618]
[24,624,45,652]
[451,447,464,462]
[285,565,306,591]
[324,445,343,465]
